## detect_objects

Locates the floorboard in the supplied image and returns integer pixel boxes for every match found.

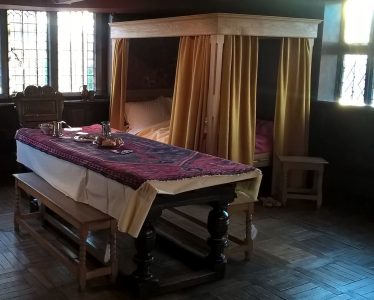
[1,178,374,299]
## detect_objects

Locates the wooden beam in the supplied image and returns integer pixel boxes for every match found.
[110,13,321,39]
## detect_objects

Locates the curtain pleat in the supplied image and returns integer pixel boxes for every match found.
[110,39,129,131]
[168,36,210,151]
[217,35,259,164]
[272,37,312,192]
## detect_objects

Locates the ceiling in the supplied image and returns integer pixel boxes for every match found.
[0,0,328,16]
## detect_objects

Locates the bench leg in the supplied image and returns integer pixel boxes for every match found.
[40,203,46,226]
[244,203,254,261]
[280,165,288,206]
[280,164,288,206]
[110,220,118,284]
[316,167,324,209]
[79,227,88,292]
[14,180,21,233]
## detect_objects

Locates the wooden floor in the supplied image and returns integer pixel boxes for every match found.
[1,177,374,300]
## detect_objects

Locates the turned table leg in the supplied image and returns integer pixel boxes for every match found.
[207,201,229,273]
[133,221,156,281]
[131,209,161,296]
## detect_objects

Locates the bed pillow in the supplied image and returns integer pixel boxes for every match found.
[125,96,172,130]
[256,119,273,136]
[255,119,274,154]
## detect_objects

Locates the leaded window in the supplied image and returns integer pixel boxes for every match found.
[338,0,374,105]
[7,10,48,94]
[57,11,95,93]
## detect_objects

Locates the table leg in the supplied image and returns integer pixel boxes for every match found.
[131,209,161,295]
[207,201,229,273]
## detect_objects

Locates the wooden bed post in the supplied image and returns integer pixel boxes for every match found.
[206,34,224,155]
[110,38,116,95]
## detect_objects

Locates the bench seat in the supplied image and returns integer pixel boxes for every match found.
[13,172,118,291]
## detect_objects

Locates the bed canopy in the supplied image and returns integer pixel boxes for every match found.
[109,13,321,189]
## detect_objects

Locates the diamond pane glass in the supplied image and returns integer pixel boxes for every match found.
[57,11,95,93]
[344,0,374,44]
[7,10,48,94]
[339,54,367,105]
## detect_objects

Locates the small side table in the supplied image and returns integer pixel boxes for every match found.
[278,156,328,209]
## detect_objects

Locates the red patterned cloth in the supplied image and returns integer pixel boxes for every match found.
[15,125,255,189]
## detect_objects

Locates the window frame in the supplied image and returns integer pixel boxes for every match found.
[0,9,109,101]
[335,1,374,105]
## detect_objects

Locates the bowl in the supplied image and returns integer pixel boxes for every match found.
[39,123,53,135]
[94,135,124,148]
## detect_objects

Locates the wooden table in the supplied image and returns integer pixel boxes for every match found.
[15,127,261,298]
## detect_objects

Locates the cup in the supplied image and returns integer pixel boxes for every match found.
[88,90,95,101]
[101,121,111,137]
[52,121,64,137]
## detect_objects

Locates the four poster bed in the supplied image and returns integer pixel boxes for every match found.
[109,12,320,269]
[110,13,320,169]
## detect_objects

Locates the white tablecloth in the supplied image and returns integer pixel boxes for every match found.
[17,141,262,237]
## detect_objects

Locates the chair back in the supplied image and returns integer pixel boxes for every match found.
[13,85,64,128]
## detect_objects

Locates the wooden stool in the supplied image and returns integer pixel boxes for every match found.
[277,156,328,209]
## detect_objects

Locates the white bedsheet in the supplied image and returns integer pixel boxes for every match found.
[17,141,262,237]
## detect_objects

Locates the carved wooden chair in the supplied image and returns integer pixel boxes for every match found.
[13,85,64,128]
[13,85,64,212]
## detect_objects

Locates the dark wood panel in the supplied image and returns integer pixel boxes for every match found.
[309,100,374,215]
[63,99,109,127]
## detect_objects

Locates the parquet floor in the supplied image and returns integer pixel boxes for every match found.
[1,176,374,299]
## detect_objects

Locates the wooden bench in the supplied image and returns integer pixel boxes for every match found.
[13,173,118,291]
[167,197,255,261]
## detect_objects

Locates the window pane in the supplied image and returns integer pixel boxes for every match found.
[7,10,48,94]
[344,0,374,44]
[339,54,367,106]
[57,11,95,93]
[372,64,374,104]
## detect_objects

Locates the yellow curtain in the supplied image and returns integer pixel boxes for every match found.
[272,37,312,192]
[110,39,129,130]
[169,36,210,151]
[217,36,259,164]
